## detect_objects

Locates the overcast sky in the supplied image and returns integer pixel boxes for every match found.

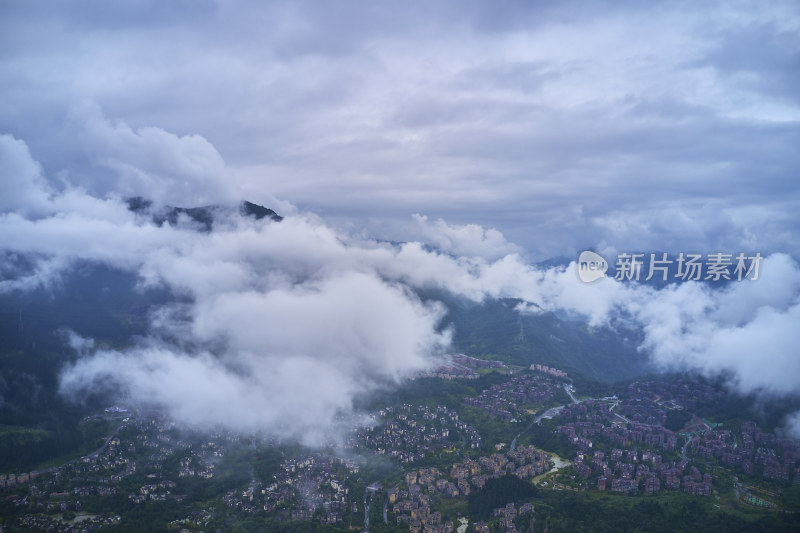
[2,1,800,441]
[2,0,798,258]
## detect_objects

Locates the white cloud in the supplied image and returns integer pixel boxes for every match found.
[785,411,800,439]
[0,134,52,214]
[60,271,445,446]
[632,254,800,396]
[57,240,449,445]
[2,0,800,451]
[69,105,241,206]
[2,1,798,259]
[412,214,523,260]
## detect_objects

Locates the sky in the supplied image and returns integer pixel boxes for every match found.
[1,0,800,442]
[2,0,798,257]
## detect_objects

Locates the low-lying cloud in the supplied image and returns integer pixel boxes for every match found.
[2,126,799,442]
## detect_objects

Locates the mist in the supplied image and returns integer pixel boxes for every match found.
[1,111,799,442]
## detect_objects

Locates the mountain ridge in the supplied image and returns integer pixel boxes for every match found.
[126,197,282,231]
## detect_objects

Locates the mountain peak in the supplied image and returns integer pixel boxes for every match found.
[126,197,282,230]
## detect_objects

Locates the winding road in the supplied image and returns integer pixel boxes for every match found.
[513,384,578,450]
[36,416,129,475]
[363,483,379,532]
[681,434,693,460]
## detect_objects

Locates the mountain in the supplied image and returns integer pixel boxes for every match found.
[0,200,656,469]
[435,294,653,383]
[126,197,282,230]
[0,200,283,432]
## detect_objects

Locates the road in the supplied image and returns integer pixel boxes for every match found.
[563,383,578,404]
[89,419,128,459]
[681,434,693,460]
[512,384,578,450]
[36,416,129,475]
[608,400,632,425]
[363,489,370,532]
[363,483,379,533]
[511,385,627,451]
[534,405,565,424]
[456,429,466,455]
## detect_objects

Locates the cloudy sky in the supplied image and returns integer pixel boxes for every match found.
[2,1,800,441]
[2,0,798,257]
